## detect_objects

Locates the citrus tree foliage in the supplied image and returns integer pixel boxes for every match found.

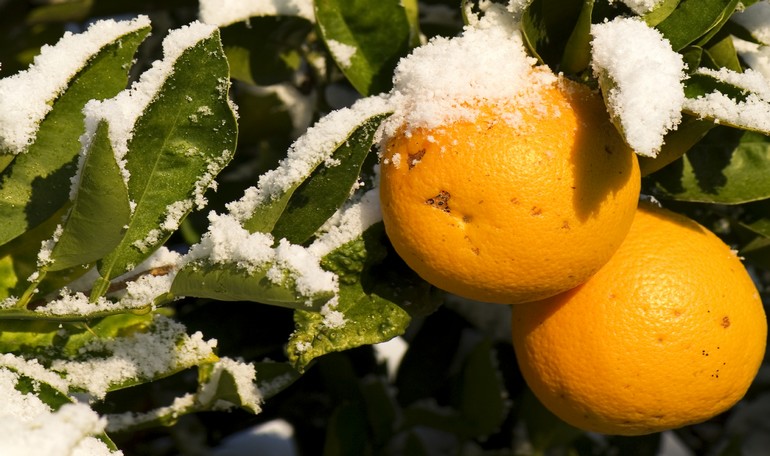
[0,0,768,455]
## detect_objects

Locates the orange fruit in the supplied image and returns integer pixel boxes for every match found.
[511,202,768,435]
[379,74,641,304]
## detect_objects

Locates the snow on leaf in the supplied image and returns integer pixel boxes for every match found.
[683,67,770,134]
[590,16,686,157]
[91,23,237,296]
[0,16,151,154]
[51,314,218,399]
[199,0,315,26]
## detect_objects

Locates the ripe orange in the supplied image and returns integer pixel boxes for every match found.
[379,74,641,304]
[511,202,768,435]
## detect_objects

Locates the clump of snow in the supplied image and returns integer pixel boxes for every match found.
[36,251,181,316]
[210,419,297,456]
[0,401,117,456]
[505,0,534,19]
[326,39,357,69]
[617,0,665,15]
[591,16,686,157]
[44,246,182,316]
[732,1,770,44]
[683,67,770,133]
[384,4,554,136]
[36,224,64,269]
[319,297,345,329]
[185,212,275,271]
[0,16,150,154]
[0,357,118,456]
[81,21,217,187]
[199,0,315,26]
[267,239,339,299]
[106,357,262,431]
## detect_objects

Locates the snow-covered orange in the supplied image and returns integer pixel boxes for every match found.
[379,73,640,304]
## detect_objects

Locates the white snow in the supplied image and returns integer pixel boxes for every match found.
[0,401,117,456]
[199,0,315,26]
[373,336,408,380]
[268,239,338,299]
[0,16,151,154]
[0,358,119,456]
[326,39,357,69]
[185,212,276,272]
[383,4,553,137]
[36,224,64,269]
[618,0,665,15]
[684,91,770,132]
[590,16,686,157]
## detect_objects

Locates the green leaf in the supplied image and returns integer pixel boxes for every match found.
[0,203,85,303]
[457,338,508,437]
[560,0,594,74]
[639,115,715,176]
[647,126,770,204]
[361,377,400,445]
[0,312,156,359]
[704,35,742,71]
[170,260,334,310]
[643,0,681,27]
[45,121,131,271]
[401,0,421,48]
[242,111,390,235]
[323,403,370,455]
[655,0,740,51]
[287,223,439,371]
[288,282,411,372]
[95,29,238,294]
[520,389,583,451]
[271,113,389,244]
[220,17,313,86]
[0,25,149,247]
[314,0,412,95]
[255,361,300,399]
[0,255,17,299]
[521,0,584,68]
